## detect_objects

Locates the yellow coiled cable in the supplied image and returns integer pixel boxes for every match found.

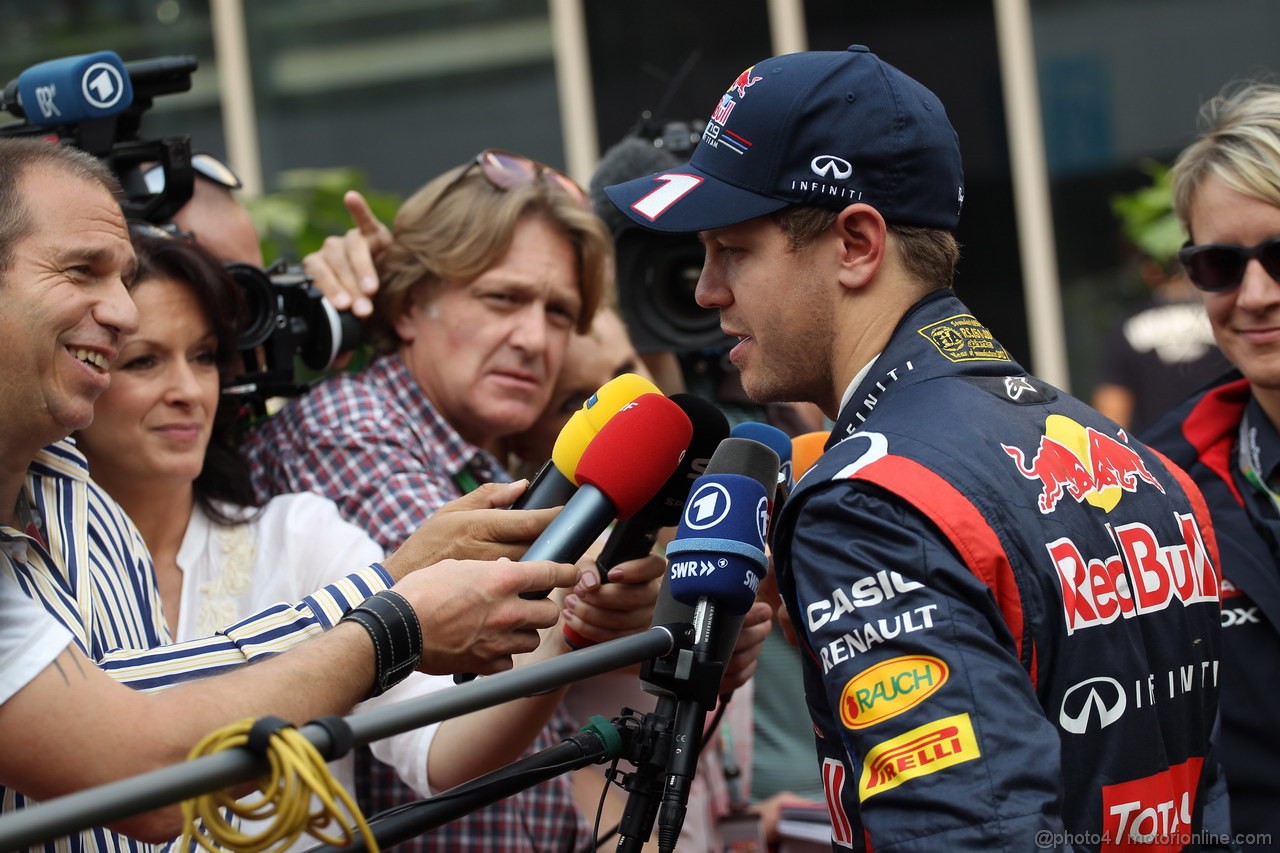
[180,718,378,853]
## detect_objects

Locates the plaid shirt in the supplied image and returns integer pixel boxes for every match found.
[244,355,592,852]
[245,355,510,552]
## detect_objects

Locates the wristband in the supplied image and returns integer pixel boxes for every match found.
[339,590,423,698]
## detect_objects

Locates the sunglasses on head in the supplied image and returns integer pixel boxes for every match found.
[435,148,589,210]
[1177,236,1280,292]
[141,152,243,195]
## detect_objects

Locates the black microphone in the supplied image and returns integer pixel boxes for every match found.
[594,394,730,576]
[639,435,780,700]
[730,420,794,493]
[651,437,779,853]
[511,459,577,511]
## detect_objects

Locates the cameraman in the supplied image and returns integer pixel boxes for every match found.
[0,138,584,847]
[143,151,264,267]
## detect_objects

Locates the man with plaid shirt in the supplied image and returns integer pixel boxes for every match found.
[245,151,640,852]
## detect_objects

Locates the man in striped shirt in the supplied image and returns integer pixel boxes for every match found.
[0,138,581,850]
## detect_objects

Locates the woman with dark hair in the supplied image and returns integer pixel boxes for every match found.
[73,232,384,841]
[74,230,663,850]
[74,231,381,641]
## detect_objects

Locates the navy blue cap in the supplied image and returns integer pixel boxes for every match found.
[604,46,965,234]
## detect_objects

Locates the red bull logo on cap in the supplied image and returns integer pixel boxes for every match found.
[728,65,762,98]
[1001,415,1165,514]
[703,65,763,152]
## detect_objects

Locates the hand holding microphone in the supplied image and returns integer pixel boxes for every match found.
[559,393,729,650]
[453,386,689,683]
[518,392,692,587]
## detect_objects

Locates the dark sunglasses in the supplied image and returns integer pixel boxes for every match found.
[1177,237,1280,292]
[142,152,244,195]
[434,148,589,210]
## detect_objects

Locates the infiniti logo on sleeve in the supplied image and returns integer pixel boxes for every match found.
[811,155,853,180]
[1059,676,1127,734]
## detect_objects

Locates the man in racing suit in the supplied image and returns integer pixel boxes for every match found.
[604,45,1229,851]
[1139,80,1280,851]
[1145,375,1277,850]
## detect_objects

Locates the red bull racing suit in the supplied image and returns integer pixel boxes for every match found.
[1143,374,1280,850]
[772,291,1230,852]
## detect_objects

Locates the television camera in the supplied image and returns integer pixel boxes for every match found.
[0,51,360,401]
[590,114,731,355]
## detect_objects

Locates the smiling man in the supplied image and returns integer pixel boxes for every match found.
[0,155,138,469]
[605,46,1229,852]
[0,136,591,851]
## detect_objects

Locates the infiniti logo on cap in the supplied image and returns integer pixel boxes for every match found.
[811,155,852,180]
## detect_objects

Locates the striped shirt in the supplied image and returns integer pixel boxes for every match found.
[0,440,393,852]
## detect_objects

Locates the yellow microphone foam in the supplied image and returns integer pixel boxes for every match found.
[552,372,660,484]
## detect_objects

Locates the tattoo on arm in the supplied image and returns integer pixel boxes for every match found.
[50,657,70,687]
[50,649,88,687]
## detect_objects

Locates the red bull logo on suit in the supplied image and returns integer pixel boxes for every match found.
[1002,415,1165,514]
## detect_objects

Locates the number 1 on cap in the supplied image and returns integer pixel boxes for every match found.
[631,174,703,221]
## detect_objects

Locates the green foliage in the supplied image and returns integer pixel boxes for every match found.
[244,167,401,265]
[1110,160,1186,265]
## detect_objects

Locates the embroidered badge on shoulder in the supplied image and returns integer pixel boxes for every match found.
[916,314,1010,363]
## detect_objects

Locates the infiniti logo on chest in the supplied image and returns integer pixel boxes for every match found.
[1059,676,1127,734]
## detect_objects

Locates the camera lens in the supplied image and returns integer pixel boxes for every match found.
[649,245,711,333]
[299,297,363,372]
[615,230,730,353]
[223,262,277,350]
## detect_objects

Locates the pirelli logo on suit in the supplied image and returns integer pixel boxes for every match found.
[858,713,981,801]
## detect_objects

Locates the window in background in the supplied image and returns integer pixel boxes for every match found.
[241,0,566,199]
[0,1,224,166]
[1031,0,1280,398]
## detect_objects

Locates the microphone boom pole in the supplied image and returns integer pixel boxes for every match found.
[0,627,688,852]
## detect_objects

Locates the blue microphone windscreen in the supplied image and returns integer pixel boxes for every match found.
[666,472,769,615]
[18,52,132,127]
[731,421,794,489]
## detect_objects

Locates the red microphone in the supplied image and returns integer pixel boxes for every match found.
[521,393,692,599]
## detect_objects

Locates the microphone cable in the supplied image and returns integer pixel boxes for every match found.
[587,693,732,851]
[179,717,376,853]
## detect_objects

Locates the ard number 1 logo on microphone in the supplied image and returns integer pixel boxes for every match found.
[683,482,771,543]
